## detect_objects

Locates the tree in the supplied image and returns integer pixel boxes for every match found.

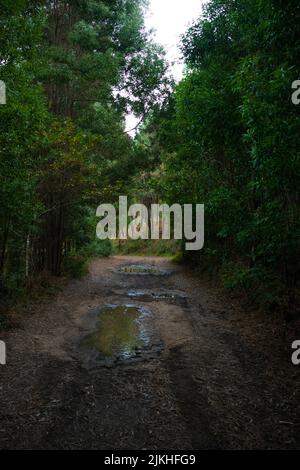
[137,0,300,312]
[0,0,170,295]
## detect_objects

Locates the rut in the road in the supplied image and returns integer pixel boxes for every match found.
[0,256,299,450]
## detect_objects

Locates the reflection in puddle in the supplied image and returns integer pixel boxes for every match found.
[80,305,161,366]
[127,289,187,303]
[119,264,170,276]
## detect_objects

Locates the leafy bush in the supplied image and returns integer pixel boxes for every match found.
[81,240,112,258]
[171,252,184,264]
[63,240,112,278]
[139,0,300,313]
[63,253,89,279]
[221,261,286,310]
[114,239,180,257]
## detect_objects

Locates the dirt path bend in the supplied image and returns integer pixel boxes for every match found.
[0,256,299,450]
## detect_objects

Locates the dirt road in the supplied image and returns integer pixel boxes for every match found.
[0,256,299,450]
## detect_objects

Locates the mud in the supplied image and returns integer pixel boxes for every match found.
[78,304,162,368]
[119,263,171,276]
[127,289,187,304]
[0,256,299,450]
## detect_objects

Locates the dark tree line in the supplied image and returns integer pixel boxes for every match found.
[135,0,300,314]
[1,0,299,317]
[0,0,168,304]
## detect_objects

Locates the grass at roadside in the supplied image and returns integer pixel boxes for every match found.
[113,239,181,258]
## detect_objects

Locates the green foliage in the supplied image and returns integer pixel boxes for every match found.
[63,253,89,279]
[0,0,169,304]
[63,240,112,279]
[171,252,184,265]
[81,240,113,259]
[3,0,298,317]
[137,0,300,312]
[0,1,48,297]
[114,239,180,257]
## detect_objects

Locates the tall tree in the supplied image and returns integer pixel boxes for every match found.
[136,0,300,312]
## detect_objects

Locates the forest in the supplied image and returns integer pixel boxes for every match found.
[0,0,300,453]
[0,0,299,316]
[0,0,169,308]
[136,0,300,315]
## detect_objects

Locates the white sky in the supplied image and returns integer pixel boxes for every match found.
[126,0,206,133]
[145,0,206,81]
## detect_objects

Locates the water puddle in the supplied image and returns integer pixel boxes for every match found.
[127,289,187,304]
[79,305,162,367]
[119,264,171,276]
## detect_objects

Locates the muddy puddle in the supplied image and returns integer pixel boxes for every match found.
[119,264,171,276]
[127,289,187,305]
[79,305,162,367]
